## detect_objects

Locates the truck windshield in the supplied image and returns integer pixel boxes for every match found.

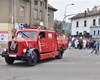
[17,31,37,38]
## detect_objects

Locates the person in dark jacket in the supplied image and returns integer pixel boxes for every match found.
[78,39,83,49]
[96,42,99,53]
[91,41,97,54]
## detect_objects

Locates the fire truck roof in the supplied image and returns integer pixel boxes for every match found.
[17,28,55,33]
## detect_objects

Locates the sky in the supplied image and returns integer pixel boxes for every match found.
[48,0,100,21]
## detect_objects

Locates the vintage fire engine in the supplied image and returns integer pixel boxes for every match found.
[0,28,67,66]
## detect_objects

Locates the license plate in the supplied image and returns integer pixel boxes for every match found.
[9,54,17,57]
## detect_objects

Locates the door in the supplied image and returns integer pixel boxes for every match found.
[47,32,55,52]
[38,32,47,53]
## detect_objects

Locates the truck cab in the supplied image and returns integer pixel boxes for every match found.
[0,28,66,66]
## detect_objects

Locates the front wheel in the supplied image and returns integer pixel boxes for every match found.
[27,51,38,66]
[5,57,15,64]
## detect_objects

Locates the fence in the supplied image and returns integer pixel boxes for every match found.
[72,35,92,39]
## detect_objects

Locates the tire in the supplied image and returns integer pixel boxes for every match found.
[27,51,38,66]
[5,57,15,64]
[55,48,64,59]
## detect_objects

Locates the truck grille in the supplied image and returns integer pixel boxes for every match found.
[9,41,18,53]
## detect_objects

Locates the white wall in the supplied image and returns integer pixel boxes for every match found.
[71,15,100,35]
[90,27,100,38]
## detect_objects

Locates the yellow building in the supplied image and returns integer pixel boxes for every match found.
[0,0,57,46]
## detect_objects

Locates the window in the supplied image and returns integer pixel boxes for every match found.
[84,20,87,27]
[93,19,96,26]
[17,31,37,38]
[45,1,47,8]
[20,6,24,17]
[48,14,50,22]
[39,32,45,39]
[76,31,78,35]
[40,10,42,20]
[98,30,100,35]
[34,0,38,5]
[94,31,95,35]
[40,2,42,6]
[34,9,38,19]
[76,21,79,27]
[83,31,87,35]
[48,33,52,39]
[98,18,100,25]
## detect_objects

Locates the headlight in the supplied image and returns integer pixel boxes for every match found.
[23,49,27,53]
[3,48,7,52]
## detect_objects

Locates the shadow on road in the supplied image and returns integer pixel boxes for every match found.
[3,57,59,67]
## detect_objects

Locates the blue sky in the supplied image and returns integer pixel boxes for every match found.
[48,0,100,21]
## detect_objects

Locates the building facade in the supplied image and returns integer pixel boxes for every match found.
[0,0,57,44]
[71,6,100,38]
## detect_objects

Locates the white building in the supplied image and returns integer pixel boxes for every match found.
[71,6,100,38]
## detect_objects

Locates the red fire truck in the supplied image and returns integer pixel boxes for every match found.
[0,28,67,66]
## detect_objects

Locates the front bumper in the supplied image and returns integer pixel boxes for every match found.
[0,52,29,59]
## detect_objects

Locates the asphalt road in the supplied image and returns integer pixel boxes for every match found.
[0,48,100,80]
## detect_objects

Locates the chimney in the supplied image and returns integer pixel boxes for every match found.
[92,6,97,11]
[84,10,87,16]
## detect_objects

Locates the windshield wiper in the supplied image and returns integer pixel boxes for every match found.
[21,32,29,38]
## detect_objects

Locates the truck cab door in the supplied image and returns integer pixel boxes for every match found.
[47,33,55,52]
[38,32,47,53]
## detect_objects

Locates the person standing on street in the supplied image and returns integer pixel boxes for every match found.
[96,42,99,54]
[75,38,79,49]
[91,41,97,54]
[78,38,83,49]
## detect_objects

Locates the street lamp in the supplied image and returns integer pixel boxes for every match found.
[64,3,74,21]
